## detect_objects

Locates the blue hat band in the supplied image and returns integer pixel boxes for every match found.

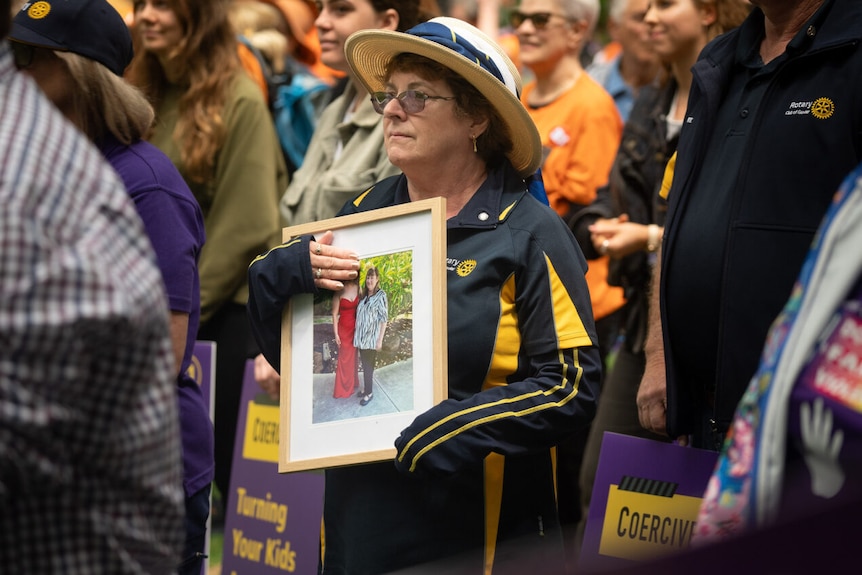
[406,21,506,87]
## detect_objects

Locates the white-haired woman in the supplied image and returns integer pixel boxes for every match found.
[247,17,601,574]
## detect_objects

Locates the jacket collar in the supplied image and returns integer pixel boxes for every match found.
[390,162,527,230]
[732,0,861,65]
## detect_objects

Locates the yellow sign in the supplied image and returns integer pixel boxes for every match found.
[242,401,280,463]
[599,484,702,561]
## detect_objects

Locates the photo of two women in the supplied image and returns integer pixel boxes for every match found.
[311,251,414,423]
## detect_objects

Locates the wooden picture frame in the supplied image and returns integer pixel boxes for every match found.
[279,198,447,472]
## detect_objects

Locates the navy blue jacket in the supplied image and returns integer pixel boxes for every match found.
[248,163,601,574]
[661,0,862,442]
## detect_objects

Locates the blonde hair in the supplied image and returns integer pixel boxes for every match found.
[55,51,154,145]
[228,0,284,35]
[229,1,290,74]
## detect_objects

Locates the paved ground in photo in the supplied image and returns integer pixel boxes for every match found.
[311,357,415,423]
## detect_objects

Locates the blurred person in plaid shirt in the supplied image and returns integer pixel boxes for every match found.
[0,0,185,572]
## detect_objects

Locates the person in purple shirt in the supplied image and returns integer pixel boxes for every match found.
[8,2,213,573]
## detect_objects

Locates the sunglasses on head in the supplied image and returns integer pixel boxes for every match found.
[370,90,456,115]
[509,11,567,30]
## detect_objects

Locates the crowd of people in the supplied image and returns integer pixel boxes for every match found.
[2,0,861,573]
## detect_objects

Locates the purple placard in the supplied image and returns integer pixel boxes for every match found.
[221,360,325,574]
[580,432,718,572]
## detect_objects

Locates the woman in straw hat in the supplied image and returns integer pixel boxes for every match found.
[248,0,426,402]
[247,16,601,574]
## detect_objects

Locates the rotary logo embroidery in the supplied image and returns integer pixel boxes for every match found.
[456,259,477,277]
[186,354,204,386]
[27,1,51,19]
[785,97,835,119]
[811,97,835,120]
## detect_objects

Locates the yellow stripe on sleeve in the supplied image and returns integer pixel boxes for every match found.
[484,274,521,390]
[544,254,592,349]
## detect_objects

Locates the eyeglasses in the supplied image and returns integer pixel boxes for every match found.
[370,90,456,115]
[10,42,35,70]
[509,11,568,30]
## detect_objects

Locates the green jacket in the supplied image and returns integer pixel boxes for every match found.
[150,74,287,322]
[279,83,401,227]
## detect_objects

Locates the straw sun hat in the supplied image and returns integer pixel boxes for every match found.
[345,16,542,178]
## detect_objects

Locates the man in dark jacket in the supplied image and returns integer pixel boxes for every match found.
[638,0,862,450]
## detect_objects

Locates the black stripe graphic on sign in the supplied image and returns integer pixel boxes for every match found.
[618,475,678,498]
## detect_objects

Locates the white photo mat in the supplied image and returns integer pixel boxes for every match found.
[279,198,447,472]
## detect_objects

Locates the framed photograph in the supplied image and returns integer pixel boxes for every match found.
[279,198,448,473]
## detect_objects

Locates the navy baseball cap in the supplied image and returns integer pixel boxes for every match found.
[9,0,133,76]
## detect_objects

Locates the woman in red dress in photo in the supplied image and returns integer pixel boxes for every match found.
[332,278,360,398]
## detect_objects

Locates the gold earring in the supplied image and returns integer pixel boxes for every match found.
[471,135,478,153]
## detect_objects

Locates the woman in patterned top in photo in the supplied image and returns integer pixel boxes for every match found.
[353,265,388,406]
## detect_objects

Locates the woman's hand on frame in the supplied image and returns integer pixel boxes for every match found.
[311,230,361,290]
